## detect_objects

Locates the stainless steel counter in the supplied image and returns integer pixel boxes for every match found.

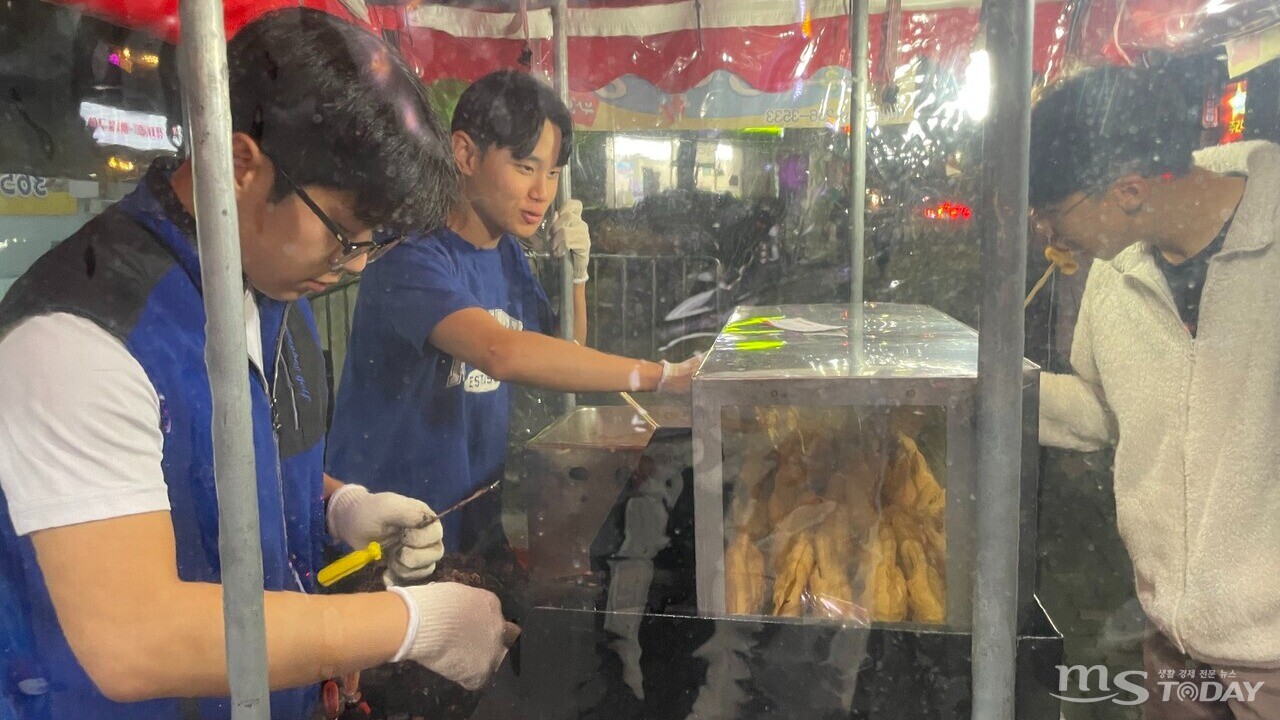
[523,404,690,601]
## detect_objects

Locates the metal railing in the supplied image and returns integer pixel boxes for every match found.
[310,274,361,393]
[530,252,726,359]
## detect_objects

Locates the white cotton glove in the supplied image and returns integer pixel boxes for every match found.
[656,353,703,394]
[387,583,520,691]
[550,199,591,284]
[326,484,444,582]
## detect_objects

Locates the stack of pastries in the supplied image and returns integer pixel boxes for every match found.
[724,408,948,625]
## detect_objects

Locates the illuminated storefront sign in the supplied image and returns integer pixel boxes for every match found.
[1218,81,1247,145]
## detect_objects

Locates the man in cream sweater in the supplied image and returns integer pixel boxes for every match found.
[1032,66,1280,719]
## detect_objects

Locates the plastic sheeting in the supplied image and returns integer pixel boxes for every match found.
[59,0,1280,97]
[394,2,1067,94]
[7,0,1278,717]
[392,2,1064,133]
[1050,0,1280,71]
[52,0,1280,128]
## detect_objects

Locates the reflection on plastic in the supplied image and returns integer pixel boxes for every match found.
[700,303,987,379]
[722,404,947,627]
[1048,0,1280,73]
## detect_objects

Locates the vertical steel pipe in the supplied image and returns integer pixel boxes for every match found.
[849,0,869,365]
[972,0,1035,718]
[552,0,577,410]
[178,1,270,716]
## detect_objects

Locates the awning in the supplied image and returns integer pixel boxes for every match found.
[392,0,1067,94]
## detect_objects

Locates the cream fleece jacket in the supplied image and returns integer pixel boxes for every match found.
[1040,141,1280,668]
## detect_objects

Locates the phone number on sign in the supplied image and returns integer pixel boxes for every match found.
[763,109,827,124]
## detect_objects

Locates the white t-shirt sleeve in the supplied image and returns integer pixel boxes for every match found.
[0,313,170,535]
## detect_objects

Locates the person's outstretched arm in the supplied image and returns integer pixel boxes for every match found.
[430,307,696,394]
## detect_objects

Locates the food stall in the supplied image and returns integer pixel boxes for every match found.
[435,2,1064,717]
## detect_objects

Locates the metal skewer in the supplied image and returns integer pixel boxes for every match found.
[619,391,660,429]
[317,479,503,587]
[389,479,502,542]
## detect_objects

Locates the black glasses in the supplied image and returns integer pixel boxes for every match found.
[272,163,401,271]
[1030,189,1095,241]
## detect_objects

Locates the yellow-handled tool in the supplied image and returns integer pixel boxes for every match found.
[318,541,383,587]
[316,479,503,588]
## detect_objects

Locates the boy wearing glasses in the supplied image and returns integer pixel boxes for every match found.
[0,11,515,718]
[1032,66,1280,717]
[327,71,699,559]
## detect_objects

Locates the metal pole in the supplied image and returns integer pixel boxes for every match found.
[178,1,271,716]
[848,0,869,366]
[972,0,1033,718]
[552,0,577,411]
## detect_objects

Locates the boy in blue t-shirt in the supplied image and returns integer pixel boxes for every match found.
[327,71,697,555]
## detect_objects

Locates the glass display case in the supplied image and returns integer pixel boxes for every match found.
[693,302,1041,629]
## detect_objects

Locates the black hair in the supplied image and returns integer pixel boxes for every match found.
[227,8,456,232]
[1029,65,1201,208]
[450,70,573,166]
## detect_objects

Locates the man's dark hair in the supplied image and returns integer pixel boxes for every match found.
[1029,65,1202,208]
[450,70,573,166]
[227,8,455,232]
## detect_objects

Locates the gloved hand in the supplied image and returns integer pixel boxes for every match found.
[550,199,591,284]
[656,353,702,394]
[387,583,521,691]
[327,484,444,582]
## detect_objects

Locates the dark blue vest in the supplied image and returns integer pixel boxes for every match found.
[0,160,329,718]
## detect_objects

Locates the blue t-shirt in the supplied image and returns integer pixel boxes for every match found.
[327,227,552,551]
